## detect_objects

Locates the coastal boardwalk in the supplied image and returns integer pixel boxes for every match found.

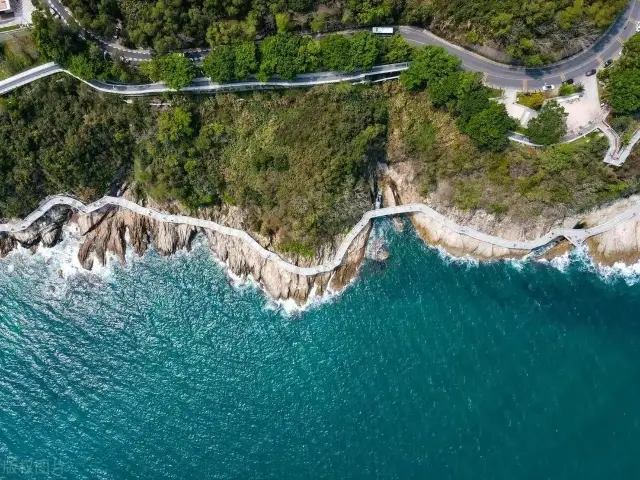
[2,195,640,276]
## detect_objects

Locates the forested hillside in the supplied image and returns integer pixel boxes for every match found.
[0,78,385,253]
[2,77,638,253]
[60,0,627,63]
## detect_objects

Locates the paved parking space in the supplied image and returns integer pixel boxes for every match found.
[556,75,603,134]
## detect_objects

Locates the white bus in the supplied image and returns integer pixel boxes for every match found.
[372,27,394,35]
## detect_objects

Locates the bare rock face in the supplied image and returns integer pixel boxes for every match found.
[582,194,640,265]
[70,202,373,306]
[1,192,374,305]
[381,162,568,260]
[0,233,16,258]
[76,207,197,269]
[0,205,70,257]
[204,221,372,305]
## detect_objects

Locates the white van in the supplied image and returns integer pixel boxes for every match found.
[372,27,394,35]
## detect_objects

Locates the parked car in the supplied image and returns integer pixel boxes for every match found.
[542,84,554,91]
[604,59,613,67]
[636,21,640,33]
[585,69,597,76]
[563,78,574,85]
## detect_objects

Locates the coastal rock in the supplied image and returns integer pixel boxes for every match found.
[65,197,373,306]
[204,221,372,305]
[0,205,70,255]
[0,233,16,258]
[381,161,571,260]
[539,241,574,261]
[583,194,640,265]
[76,206,197,268]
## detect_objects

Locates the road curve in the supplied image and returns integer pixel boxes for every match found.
[3,195,640,276]
[44,0,640,90]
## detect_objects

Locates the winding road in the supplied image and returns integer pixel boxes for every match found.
[44,0,640,90]
[2,195,639,276]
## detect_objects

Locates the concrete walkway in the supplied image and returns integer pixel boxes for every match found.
[0,62,409,96]
[3,195,640,276]
[508,117,640,165]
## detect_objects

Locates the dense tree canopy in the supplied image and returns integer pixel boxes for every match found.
[141,54,196,89]
[201,33,412,82]
[464,103,517,152]
[58,0,627,65]
[527,100,568,145]
[400,46,461,91]
[33,11,145,82]
[401,46,515,151]
[607,34,640,114]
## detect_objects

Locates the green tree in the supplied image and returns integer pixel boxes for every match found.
[275,13,293,33]
[258,34,301,81]
[156,54,195,90]
[610,68,640,114]
[320,34,354,71]
[206,14,258,46]
[203,46,235,82]
[158,107,193,143]
[400,46,461,90]
[68,42,109,80]
[233,41,257,79]
[32,11,83,65]
[464,103,516,151]
[527,100,567,145]
[310,11,328,32]
[382,34,414,63]
[350,31,379,70]
[296,39,322,72]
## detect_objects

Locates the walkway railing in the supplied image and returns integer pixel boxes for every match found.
[3,195,640,276]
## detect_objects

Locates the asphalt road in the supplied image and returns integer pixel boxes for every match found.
[38,0,640,90]
[400,0,640,90]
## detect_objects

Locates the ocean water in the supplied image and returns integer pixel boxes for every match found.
[2,222,640,479]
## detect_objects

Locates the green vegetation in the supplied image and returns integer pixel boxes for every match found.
[0,78,385,252]
[0,76,147,217]
[135,86,387,250]
[600,34,640,115]
[140,54,195,89]
[558,82,584,96]
[1,69,636,255]
[0,30,40,80]
[32,10,144,82]
[401,45,516,151]
[527,100,568,145]
[389,87,637,219]
[517,92,546,110]
[58,0,626,65]
[0,25,21,34]
[203,32,413,83]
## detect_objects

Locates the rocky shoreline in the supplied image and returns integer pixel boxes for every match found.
[381,160,640,267]
[3,174,640,306]
[0,194,371,307]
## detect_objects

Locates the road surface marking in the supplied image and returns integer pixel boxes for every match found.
[523,79,527,92]
[597,55,604,65]
[560,73,566,81]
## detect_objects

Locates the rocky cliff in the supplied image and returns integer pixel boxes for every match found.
[381,160,640,266]
[0,204,71,257]
[0,195,372,307]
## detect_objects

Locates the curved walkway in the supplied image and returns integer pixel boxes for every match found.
[2,195,640,276]
[43,0,640,90]
[0,62,409,96]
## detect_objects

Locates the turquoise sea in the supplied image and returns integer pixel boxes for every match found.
[2,222,640,479]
